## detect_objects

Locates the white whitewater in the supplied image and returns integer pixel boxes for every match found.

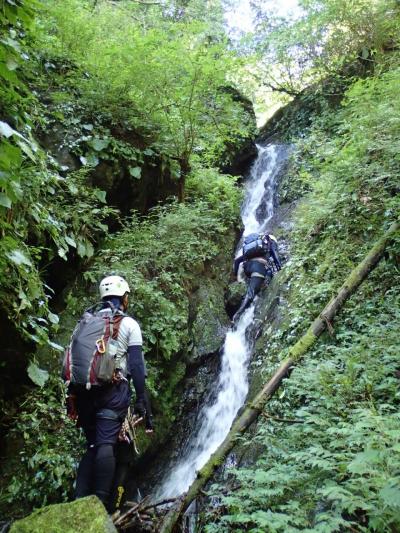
[156,144,285,499]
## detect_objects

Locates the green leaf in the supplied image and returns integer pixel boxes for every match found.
[27,362,49,387]
[47,340,64,351]
[0,192,12,208]
[6,57,18,71]
[0,120,15,138]
[86,153,99,166]
[129,166,142,179]
[7,249,32,267]
[88,137,110,152]
[0,142,22,170]
[94,189,106,203]
[65,236,76,248]
[77,240,94,258]
[380,483,400,507]
[58,247,68,259]
[48,312,59,325]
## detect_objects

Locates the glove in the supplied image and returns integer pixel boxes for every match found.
[145,413,154,433]
[133,397,146,419]
[144,390,154,433]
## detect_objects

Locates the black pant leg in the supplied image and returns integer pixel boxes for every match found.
[233,275,265,321]
[92,381,130,509]
[75,446,95,498]
[94,444,116,510]
[247,275,264,300]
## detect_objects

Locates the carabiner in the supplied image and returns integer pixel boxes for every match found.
[96,337,106,354]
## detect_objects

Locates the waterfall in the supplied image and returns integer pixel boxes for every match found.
[156,144,288,499]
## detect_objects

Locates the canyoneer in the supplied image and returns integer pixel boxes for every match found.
[233,232,281,321]
[62,275,153,511]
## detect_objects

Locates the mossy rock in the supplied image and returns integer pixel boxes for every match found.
[189,279,231,363]
[225,281,247,316]
[10,496,117,533]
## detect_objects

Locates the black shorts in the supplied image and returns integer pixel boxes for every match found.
[75,381,131,447]
[244,259,268,277]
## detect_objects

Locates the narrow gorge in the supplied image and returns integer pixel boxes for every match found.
[1,1,399,532]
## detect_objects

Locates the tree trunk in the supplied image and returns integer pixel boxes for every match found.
[177,158,190,203]
[158,221,399,533]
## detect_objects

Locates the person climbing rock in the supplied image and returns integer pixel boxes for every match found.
[63,275,153,511]
[232,232,281,322]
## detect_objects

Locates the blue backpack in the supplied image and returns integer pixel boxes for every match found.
[242,233,267,260]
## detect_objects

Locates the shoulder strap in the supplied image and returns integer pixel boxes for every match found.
[111,313,125,340]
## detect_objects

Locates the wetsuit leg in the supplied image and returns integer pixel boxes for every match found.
[75,389,97,500]
[93,381,131,510]
[247,275,264,300]
[94,443,116,508]
[233,275,265,321]
[75,446,95,498]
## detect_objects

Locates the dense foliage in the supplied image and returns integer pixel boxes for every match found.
[36,0,255,192]
[0,0,118,347]
[0,377,83,516]
[251,0,400,95]
[0,0,254,348]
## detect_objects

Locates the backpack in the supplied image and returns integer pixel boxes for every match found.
[242,233,268,260]
[62,304,125,389]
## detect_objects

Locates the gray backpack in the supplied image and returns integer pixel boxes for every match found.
[62,304,125,388]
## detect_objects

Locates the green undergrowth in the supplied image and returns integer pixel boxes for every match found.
[0,376,83,518]
[203,61,400,532]
[1,0,250,518]
[206,278,400,532]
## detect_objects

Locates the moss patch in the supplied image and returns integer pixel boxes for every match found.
[10,496,117,533]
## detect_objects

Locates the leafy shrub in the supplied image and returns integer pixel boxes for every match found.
[0,1,116,347]
[0,377,83,518]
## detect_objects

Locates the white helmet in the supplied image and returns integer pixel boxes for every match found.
[99,276,130,299]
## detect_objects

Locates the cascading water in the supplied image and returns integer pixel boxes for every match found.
[156,144,288,499]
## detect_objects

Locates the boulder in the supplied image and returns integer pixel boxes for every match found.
[10,496,117,533]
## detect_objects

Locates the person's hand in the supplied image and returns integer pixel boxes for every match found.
[112,369,125,384]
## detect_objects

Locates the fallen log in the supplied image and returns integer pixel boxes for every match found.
[158,220,399,533]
